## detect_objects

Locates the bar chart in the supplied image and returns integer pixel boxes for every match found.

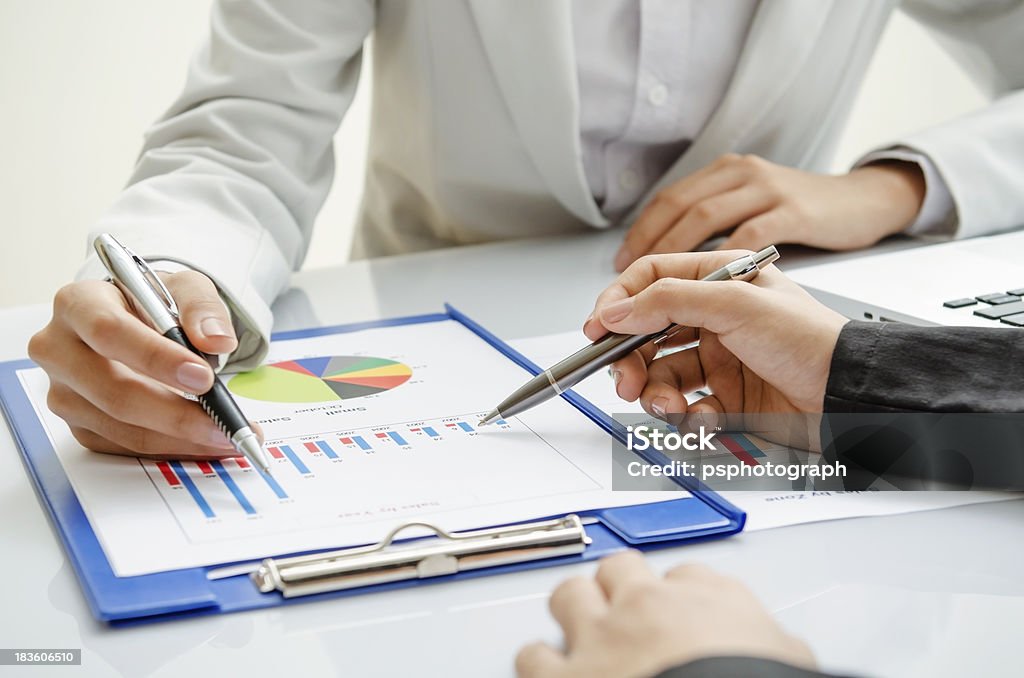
[140,413,533,543]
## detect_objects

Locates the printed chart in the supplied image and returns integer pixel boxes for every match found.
[227,356,413,403]
[139,412,592,544]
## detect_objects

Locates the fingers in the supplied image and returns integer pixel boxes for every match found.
[49,381,238,456]
[638,349,705,419]
[648,186,773,256]
[54,280,216,394]
[599,278,763,338]
[595,551,657,603]
[164,271,237,355]
[718,213,789,252]
[515,642,566,678]
[549,575,609,648]
[585,251,749,340]
[616,156,749,271]
[41,338,232,446]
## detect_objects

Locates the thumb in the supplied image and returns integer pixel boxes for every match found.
[597,279,760,337]
[162,271,237,356]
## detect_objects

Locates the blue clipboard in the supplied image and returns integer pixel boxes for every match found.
[0,305,744,624]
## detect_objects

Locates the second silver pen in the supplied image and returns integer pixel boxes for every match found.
[478,246,780,425]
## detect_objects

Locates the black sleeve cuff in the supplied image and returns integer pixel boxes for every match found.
[654,656,849,678]
[824,320,1024,413]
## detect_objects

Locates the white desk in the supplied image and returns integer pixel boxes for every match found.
[2,231,1022,677]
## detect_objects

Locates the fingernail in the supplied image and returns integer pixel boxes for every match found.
[200,317,232,339]
[610,368,622,385]
[177,362,211,392]
[613,247,633,271]
[601,297,634,324]
[652,397,669,418]
[209,426,234,449]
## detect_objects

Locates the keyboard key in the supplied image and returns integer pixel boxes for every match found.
[1008,288,1024,297]
[986,294,1020,305]
[976,292,1018,304]
[943,298,977,308]
[974,301,1024,319]
[1001,313,1024,327]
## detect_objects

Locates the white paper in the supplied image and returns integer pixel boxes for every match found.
[509,331,1014,532]
[21,319,682,576]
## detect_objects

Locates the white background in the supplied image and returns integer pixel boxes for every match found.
[0,1,987,308]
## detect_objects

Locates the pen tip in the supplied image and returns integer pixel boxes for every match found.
[478,410,500,427]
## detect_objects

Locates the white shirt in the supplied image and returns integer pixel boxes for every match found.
[571,0,953,233]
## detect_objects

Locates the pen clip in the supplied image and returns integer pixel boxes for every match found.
[122,243,180,320]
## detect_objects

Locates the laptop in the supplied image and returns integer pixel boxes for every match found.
[784,230,1024,328]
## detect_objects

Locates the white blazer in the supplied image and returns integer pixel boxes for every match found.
[83,0,1024,366]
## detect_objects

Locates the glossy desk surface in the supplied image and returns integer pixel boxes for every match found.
[1,231,1020,677]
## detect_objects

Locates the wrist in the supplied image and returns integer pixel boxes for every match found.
[847,161,927,236]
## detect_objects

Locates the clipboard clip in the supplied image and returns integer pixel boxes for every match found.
[252,514,592,598]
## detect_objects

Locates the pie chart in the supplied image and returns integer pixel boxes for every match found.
[227,356,413,403]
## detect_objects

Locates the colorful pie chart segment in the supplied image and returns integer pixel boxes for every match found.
[227,356,413,403]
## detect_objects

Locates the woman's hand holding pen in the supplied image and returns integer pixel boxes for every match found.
[29,271,250,459]
[583,251,848,436]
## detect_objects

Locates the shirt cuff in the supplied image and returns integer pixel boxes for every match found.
[855,147,956,237]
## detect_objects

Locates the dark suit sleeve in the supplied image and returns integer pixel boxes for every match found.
[824,321,1024,413]
[654,656,851,678]
[820,321,1024,489]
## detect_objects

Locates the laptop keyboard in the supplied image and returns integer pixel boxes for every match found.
[943,289,1024,326]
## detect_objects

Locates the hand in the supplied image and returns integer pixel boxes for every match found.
[614,154,927,271]
[516,551,816,678]
[28,271,251,460]
[583,251,848,448]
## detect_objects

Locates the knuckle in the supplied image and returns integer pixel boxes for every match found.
[84,310,123,340]
[52,283,80,315]
[739,153,766,171]
[717,152,742,166]
[691,201,717,222]
[27,329,52,363]
[69,426,101,451]
[647,278,681,303]
[550,575,589,609]
[514,643,544,676]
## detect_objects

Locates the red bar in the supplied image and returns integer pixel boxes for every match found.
[304,442,320,454]
[340,437,353,445]
[718,436,758,467]
[268,446,284,459]
[235,458,250,469]
[376,432,388,438]
[446,423,457,427]
[157,461,180,486]
[196,461,214,475]
[409,428,421,432]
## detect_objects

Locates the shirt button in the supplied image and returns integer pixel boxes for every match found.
[619,169,640,191]
[648,83,668,106]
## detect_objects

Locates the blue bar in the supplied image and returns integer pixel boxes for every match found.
[732,433,767,459]
[423,426,439,437]
[496,419,508,425]
[169,461,215,518]
[257,466,288,499]
[316,441,338,459]
[280,445,311,474]
[388,431,408,446]
[353,436,372,451]
[458,422,474,432]
[210,461,256,515]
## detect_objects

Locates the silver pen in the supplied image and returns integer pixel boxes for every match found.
[94,234,271,473]
[479,246,780,425]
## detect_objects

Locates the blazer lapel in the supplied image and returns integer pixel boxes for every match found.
[623,0,838,225]
[467,0,606,225]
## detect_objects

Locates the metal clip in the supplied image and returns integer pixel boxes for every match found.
[251,515,592,598]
